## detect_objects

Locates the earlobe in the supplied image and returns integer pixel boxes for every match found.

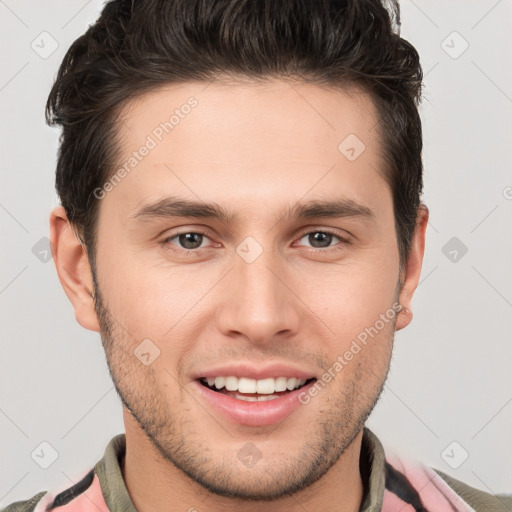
[49,206,100,332]
[395,204,429,332]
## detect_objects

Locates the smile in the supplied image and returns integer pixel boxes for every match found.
[194,376,317,425]
[201,375,312,396]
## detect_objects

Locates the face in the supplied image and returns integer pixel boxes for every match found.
[70,79,414,499]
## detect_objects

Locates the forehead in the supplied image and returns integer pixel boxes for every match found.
[118,78,379,156]
[104,78,389,226]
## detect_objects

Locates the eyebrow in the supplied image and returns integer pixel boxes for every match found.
[131,196,375,224]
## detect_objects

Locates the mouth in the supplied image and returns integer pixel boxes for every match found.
[197,376,317,402]
[191,364,319,426]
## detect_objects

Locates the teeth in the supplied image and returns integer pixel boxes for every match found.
[231,393,281,402]
[286,378,297,391]
[204,376,308,394]
[256,378,275,394]
[238,377,256,393]
[274,377,288,392]
[225,376,238,391]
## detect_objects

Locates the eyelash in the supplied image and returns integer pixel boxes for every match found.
[161,228,350,254]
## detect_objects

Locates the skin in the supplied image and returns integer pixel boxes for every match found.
[50,78,428,512]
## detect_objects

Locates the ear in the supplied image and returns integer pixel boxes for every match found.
[49,206,100,332]
[395,204,429,331]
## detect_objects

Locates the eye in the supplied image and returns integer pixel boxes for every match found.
[162,228,349,254]
[163,230,214,251]
[295,230,348,251]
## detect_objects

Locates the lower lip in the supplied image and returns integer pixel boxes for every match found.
[192,380,316,427]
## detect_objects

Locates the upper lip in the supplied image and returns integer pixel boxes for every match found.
[191,362,318,381]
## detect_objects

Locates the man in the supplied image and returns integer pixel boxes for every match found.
[2,0,510,511]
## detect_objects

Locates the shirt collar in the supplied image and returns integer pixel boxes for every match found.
[94,427,386,511]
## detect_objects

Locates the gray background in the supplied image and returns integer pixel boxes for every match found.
[1,0,511,505]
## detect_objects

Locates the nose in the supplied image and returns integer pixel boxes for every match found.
[215,244,301,346]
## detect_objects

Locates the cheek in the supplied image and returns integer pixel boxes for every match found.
[94,245,161,335]
[95,246,215,356]
[296,247,399,338]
